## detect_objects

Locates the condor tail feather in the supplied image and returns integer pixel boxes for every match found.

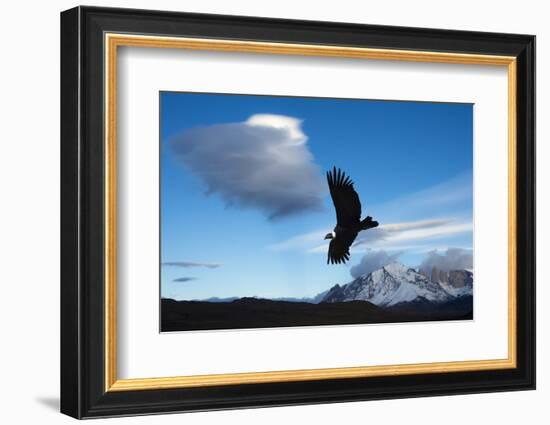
[360,216,378,230]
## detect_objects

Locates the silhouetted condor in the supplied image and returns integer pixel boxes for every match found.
[325,167,379,264]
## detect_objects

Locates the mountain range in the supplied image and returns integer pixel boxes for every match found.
[163,262,473,331]
[320,262,472,307]
[195,262,473,308]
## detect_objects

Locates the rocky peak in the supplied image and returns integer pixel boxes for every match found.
[321,284,344,303]
[448,270,473,288]
[431,266,449,284]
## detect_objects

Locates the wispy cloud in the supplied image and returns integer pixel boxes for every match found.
[162,261,222,269]
[268,172,473,256]
[369,172,472,221]
[268,229,327,252]
[170,113,326,219]
[282,217,472,254]
[172,277,198,283]
[353,218,472,246]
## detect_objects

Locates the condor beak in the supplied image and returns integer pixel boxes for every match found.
[324,233,332,240]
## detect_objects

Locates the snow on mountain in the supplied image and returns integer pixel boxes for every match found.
[321,262,472,307]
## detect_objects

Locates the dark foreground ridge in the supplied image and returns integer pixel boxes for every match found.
[161,296,473,332]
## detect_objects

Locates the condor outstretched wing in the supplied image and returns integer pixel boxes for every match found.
[327,232,356,264]
[327,167,361,227]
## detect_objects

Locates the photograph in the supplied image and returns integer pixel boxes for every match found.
[160,92,474,332]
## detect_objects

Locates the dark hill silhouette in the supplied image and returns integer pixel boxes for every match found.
[161,296,472,332]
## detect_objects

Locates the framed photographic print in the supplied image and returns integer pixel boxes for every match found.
[60,6,535,419]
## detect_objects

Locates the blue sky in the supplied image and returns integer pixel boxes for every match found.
[160,92,473,300]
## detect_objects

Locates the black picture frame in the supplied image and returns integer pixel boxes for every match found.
[61,5,535,419]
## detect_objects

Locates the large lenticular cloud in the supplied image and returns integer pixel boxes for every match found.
[170,114,326,219]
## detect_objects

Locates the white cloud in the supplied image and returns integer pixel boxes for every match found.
[418,248,473,272]
[170,113,326,219]
[350,250,402,278]
[349,247,472,279]
[246,114,306,144]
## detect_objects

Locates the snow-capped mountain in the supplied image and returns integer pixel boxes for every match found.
[321,262,472,307]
